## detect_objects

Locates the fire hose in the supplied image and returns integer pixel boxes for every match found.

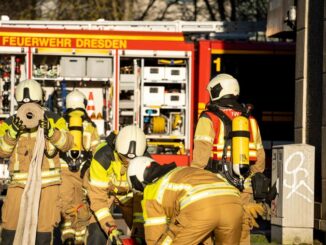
[16,102,43,129]
[13,103,45,245]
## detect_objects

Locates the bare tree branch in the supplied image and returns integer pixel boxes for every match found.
[111,0,119,20]
[230,0,236,21]
[217,0,225,20]
[193,0,197,20]
[137,0,157,20]
[203,0,216,21]
[158,0,179,21]
[0,0,269,22]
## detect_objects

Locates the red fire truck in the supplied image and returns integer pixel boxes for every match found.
[0,20,295,174]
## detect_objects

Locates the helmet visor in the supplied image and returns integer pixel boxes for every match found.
[210,83,223,100]
[118,140,137,159]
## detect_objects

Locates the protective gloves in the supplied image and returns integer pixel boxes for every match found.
[261,202,271,221]
[8,115,26,138]
[39,115,55,139]
[109,228,123,245]
[106,223,123,245]
[243,203,266,228]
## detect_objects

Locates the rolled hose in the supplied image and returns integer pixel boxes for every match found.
[16,102,44,129]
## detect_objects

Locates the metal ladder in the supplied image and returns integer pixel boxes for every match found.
[0,16,265,35]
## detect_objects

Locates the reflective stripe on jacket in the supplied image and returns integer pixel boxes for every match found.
[87,141,132,233]
[142,167,241,244]
[202,110,259,162]
[0,111,73,188]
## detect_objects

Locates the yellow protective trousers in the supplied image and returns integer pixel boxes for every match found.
[157,196,243,245]
[2,185,61,232]
[60,168,91,244]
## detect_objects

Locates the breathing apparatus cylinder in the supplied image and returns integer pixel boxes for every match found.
[68,110,84,159]
[232,115,250,178]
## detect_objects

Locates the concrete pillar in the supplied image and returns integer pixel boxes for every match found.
[295,0,326,234]
[321,0,326,224]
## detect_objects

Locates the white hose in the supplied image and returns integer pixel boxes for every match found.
[13,124,45,245]
[16,103,43,129]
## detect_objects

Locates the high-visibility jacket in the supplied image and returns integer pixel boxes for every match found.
[86,140,134,233]
[192,108,265,175]
[142,167,241,245]
[0,110,73,188]
[206,110,259,161]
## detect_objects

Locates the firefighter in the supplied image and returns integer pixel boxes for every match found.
[0,79,73,245]
[60,89,100,245]
[191,73,266,244]
[127,156,243,245]
[85,125,147,245]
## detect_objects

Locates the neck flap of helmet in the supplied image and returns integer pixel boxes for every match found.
[208,97,246,113]
[143,161,177,184]
[130,175,145,192]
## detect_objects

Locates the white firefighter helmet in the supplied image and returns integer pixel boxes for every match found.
[15,79,43,104]
[127,156,154,191]
[66,89,87,110]
[206,73,240,101]
[115,125,146,159]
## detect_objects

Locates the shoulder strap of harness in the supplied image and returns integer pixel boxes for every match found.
[202,109,232,159]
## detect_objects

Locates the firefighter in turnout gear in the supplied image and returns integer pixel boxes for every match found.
[60,89,100,244]
[85,125,147,245]
[0,79,73,245]
[127,156,243,245]
[191,74,266,244]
